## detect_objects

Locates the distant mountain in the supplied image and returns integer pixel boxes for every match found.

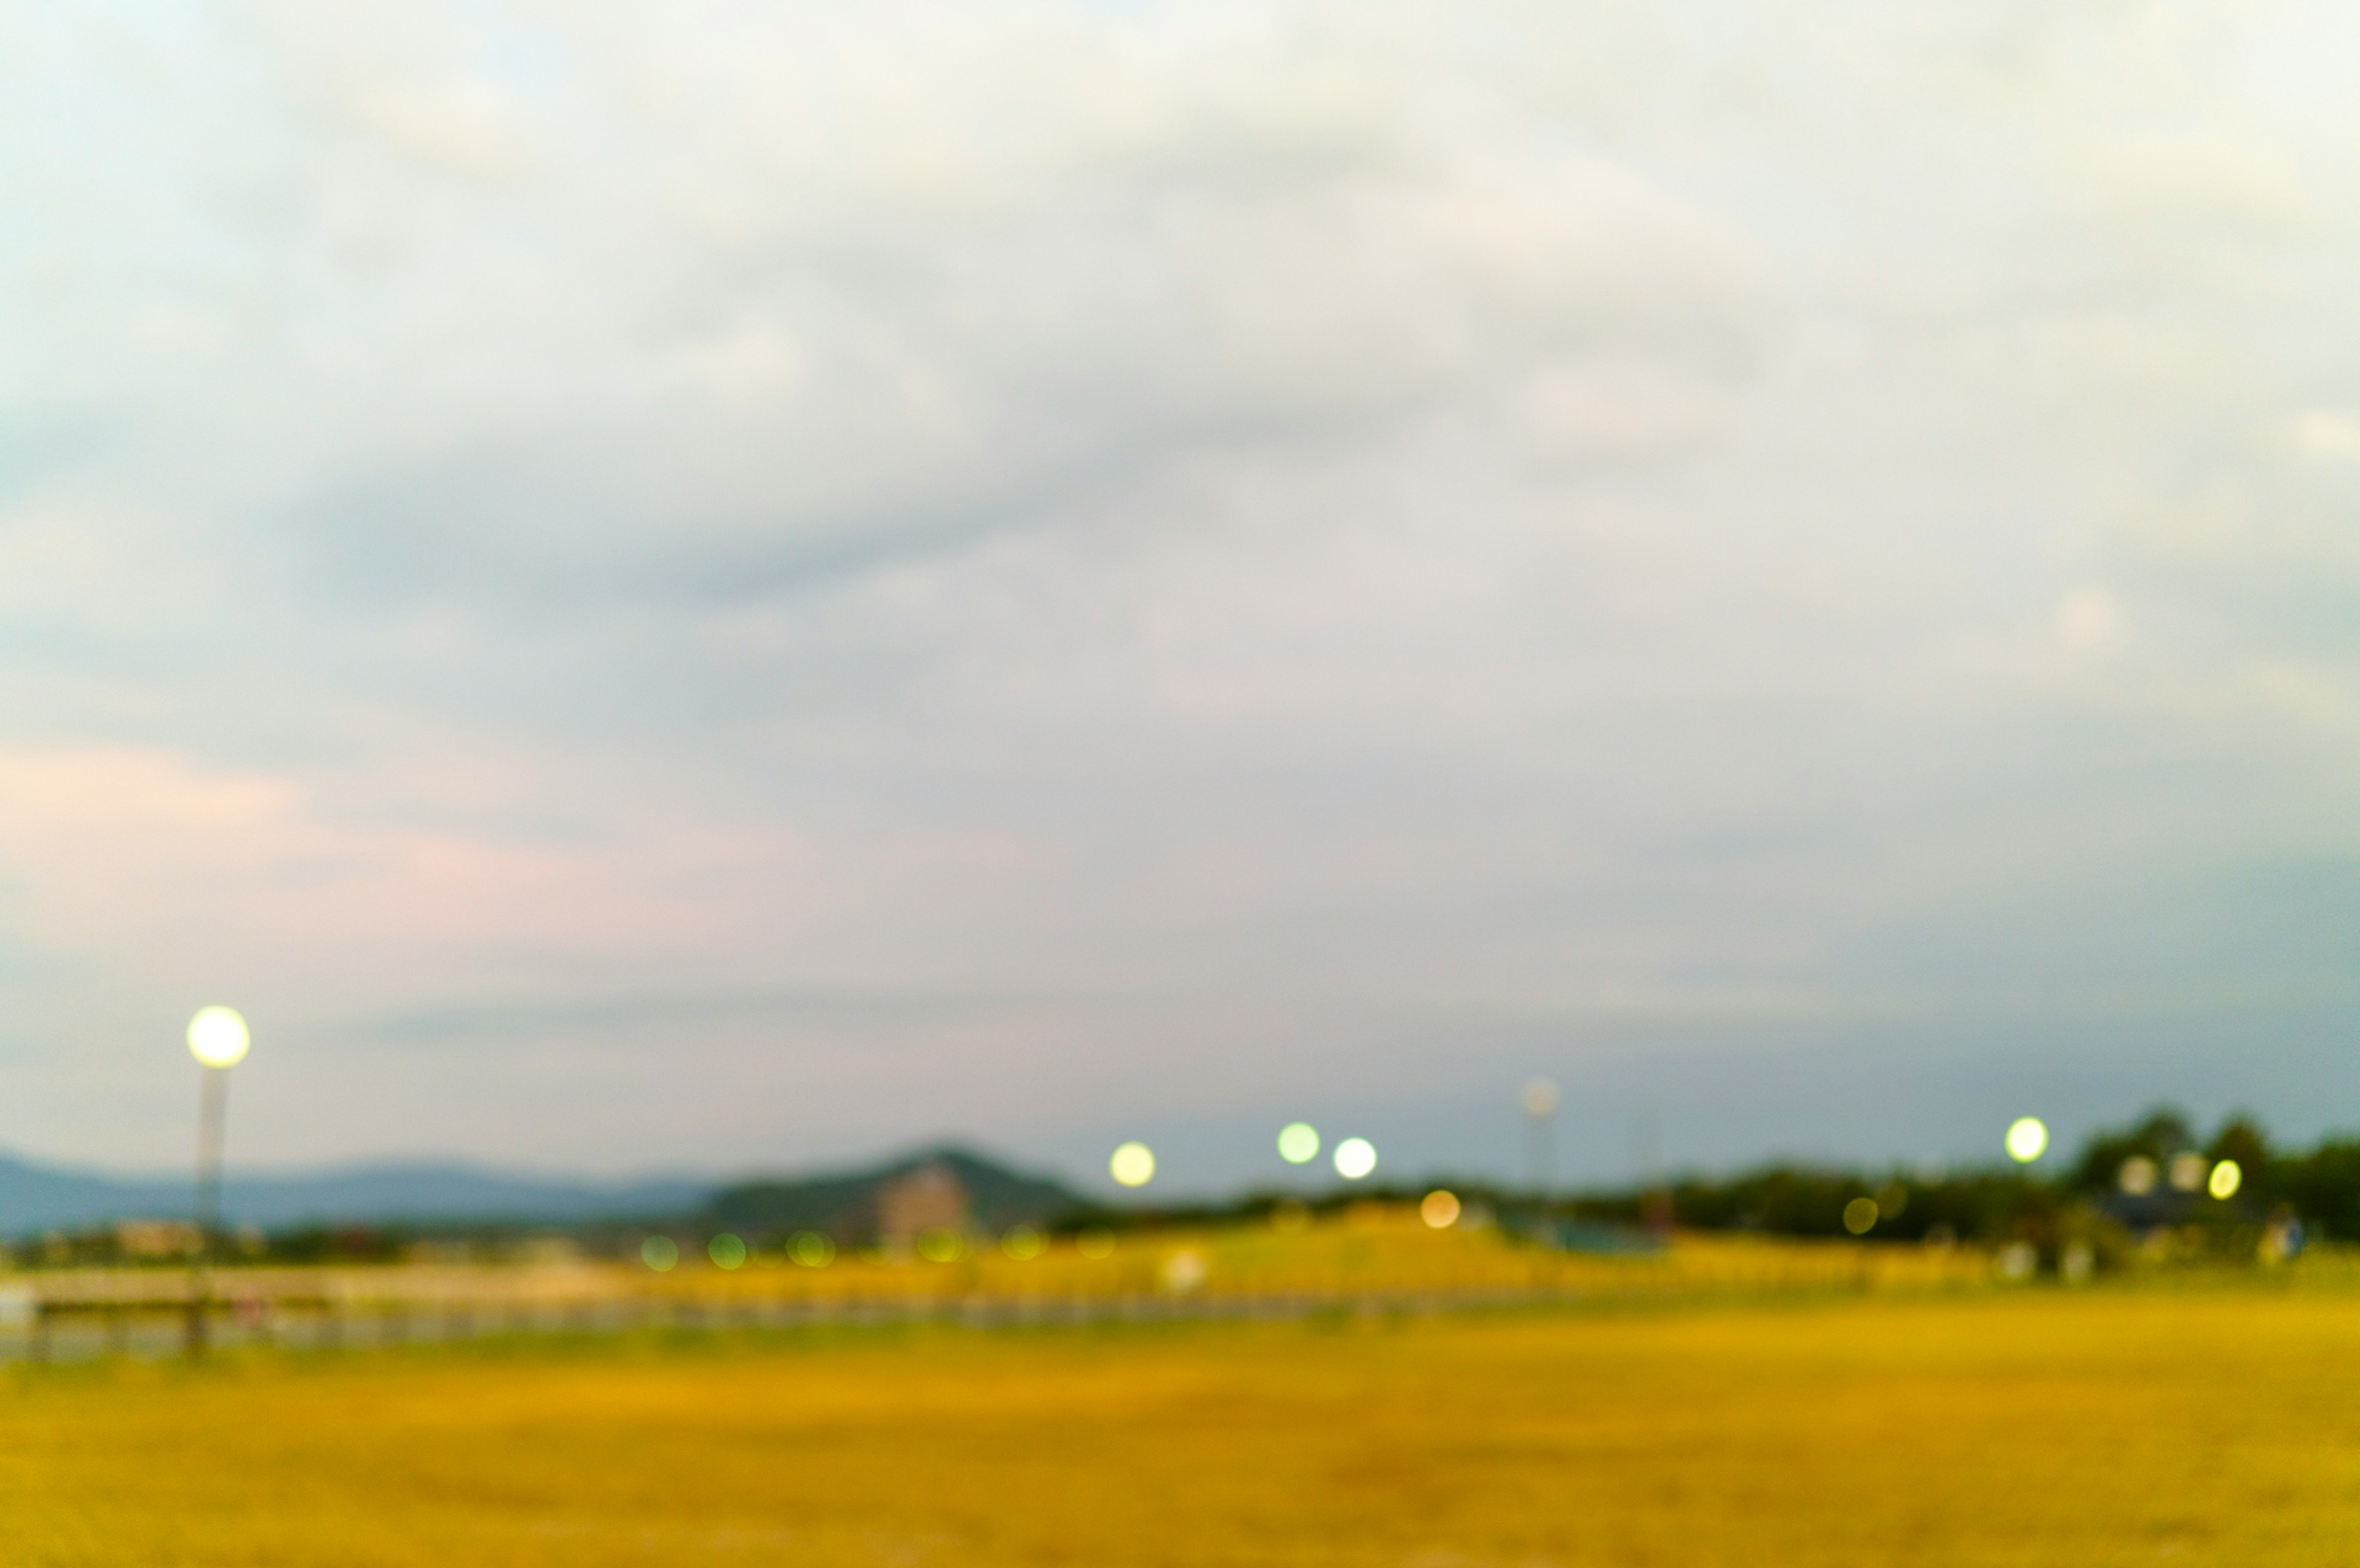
[224,1163,709,1229]
[0,1152,705,1234]
[698,1145,1092,1241]
[0,1143,1090,1237]
[0,1154,184,1234]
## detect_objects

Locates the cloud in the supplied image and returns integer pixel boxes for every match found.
[275,63,1767,611]
[4,0,2360,1175]
[9,3,1776,616]
[2056,586,2126,652]
[2292,410,2360,462]
[352,82,538,181]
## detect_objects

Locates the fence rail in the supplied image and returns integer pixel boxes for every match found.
[0,1251,2000,1365]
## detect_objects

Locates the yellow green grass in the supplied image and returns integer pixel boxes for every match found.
[14,1211,1996,1316]
[6,1281,2358,1566]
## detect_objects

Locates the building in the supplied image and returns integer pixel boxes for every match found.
[874,1162,969,1251]
[115,1219,200,1259]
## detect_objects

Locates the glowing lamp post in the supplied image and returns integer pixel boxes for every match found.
[186,1006,250,1355]
[1109,1141,1156,1188]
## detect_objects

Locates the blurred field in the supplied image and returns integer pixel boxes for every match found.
[9,1209,1997,1341]
[6,1276,2360,1566]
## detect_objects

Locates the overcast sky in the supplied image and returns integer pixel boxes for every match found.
[4,0,2358,1191]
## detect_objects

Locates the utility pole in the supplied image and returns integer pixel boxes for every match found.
[1520,1078,1560,1202]
[1633,1102,1670,1235]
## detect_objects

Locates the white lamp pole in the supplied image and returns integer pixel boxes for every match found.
[1520,1078,1559,1200]
[186,1006,251,1357]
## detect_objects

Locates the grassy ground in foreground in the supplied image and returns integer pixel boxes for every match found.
[5,1284,2358,1566]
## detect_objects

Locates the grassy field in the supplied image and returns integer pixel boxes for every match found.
[15,1209,1994,1315]
[4,1280,2358,1566]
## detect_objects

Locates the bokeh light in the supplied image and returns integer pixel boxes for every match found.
[1077,1228,1116,1259]
[1277,1123,1320,1164]
[1162,1249,1208,1292]
[1420,1189,1460,1228]
[787,1231,835,1267]
[1110,1141,1156,1187]
[2004,1117,2048,1163]
[1001,1225,1046,1260]
[1842,1197,1878,1235]
[2169,1151,2208,1192]
[186,1006,251,1068]
[707,1233,747,1269]
[640,1235,679,1272]
[2208,1159,2243,1200]
[1520,1079,1559,1118]
[1333,1137,1377,1180]
[918,1228,964,1263]
[2118,1155,2158,1196]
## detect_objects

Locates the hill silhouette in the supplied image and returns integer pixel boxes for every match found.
[0,1151,705,1233]
[0,1144,1086,1237]
[696,1145,1091,1240]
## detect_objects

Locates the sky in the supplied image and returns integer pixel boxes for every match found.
[4,0,2359,1194]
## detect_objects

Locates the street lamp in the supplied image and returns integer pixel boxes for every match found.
[186,1006,250,1355]
[1109,1140,1155,1188]
[1520,1079,1559,1198]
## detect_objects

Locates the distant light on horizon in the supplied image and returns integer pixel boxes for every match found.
[186,1006,251,1069]
[1161,1248,1207,1292]
[1333,1137,1376,1180]
[1110,1141,1155,1187]
[1277,1123,1320,1164]
[2005,1118,2048,1163]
